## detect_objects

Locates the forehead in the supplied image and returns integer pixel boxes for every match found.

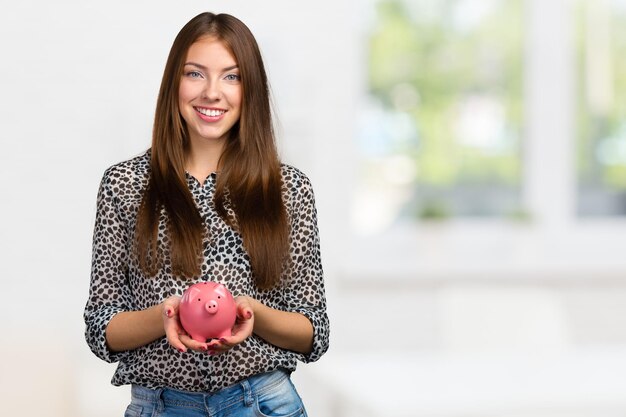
[185,36,237,65]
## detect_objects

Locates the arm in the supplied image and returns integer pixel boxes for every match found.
[281,172,330,361]
[105,304,165,352]
[84,168,193,358]
[86,167,215,356]
[217,171,329,360]
[84,168,136,362]
[108,297,213,353]
[238,296,314,354]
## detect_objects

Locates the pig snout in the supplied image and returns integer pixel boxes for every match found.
[204,300,219,314]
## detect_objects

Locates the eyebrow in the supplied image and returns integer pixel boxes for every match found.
[184,62,239,72]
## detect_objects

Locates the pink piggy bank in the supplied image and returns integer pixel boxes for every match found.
[179,282,237,342]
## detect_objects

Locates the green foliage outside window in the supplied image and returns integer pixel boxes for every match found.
[576,0,626,191]
[363,0,523,218]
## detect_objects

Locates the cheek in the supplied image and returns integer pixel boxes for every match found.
[178,81,197,105]
[228,86,243,108]
[229,99,242,121]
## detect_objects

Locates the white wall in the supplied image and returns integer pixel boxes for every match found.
[0,1,356,415]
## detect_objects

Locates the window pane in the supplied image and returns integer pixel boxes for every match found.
[576,0,626,216]
[354,0,524,234]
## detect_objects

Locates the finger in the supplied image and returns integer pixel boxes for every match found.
[163,306,176,318]
[221,324,250,345]
[236,306,253,320]
[179,334,210,352]
[207,338,235,355]
[199,339,226,355]
[217,338,232,348]
[163,297,181,317]
[164,325,188,353]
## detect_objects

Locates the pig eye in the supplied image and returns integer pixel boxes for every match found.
[218,296,221,299]
[197,298,201,301]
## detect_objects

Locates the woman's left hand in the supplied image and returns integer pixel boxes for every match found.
[206,295,255,355]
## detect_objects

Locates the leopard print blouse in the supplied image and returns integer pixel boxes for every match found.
[83,150,329,392]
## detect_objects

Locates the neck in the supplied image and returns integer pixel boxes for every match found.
[185,136,226,183]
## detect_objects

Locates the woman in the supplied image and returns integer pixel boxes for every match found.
[84,12,329,417]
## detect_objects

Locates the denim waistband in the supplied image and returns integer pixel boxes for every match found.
[130,369,290,412]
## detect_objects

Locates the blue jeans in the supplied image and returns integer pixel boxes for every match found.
[124,369,308,417]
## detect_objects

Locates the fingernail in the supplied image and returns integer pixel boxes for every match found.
[200,345,207,351]
[246,311,252,319]
[178,348,185,353]
[219,338,227,343]
[165,309,171,317]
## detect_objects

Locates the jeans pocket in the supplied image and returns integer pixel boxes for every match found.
[124,403,143,417]
[254,378,305,417]
[124,402,158,417]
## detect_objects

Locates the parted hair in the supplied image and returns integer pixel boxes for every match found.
[134,12,289,289]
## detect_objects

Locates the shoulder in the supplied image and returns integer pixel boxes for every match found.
[280,163,314,194]
[280,163,313,189]
[280,164,316,211]
[101,150,150,182]
[99,150,150,199]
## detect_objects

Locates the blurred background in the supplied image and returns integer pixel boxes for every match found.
[2,0,626,416]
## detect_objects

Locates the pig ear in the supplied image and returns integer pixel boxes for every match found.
[182,287,201,302]
[214,283,227,297]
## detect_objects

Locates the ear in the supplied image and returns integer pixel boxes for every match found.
[213,283,227,297]
[182,286,201,303]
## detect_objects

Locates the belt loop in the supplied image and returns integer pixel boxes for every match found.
[241,379,254,407]
[155,388,165,413]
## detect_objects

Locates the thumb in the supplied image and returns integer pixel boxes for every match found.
[163,296,181,318]
[237,304,253,320]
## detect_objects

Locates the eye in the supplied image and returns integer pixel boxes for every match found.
[224,73,240,81]
[186,70,203,78]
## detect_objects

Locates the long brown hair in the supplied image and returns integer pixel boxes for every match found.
[134,12,289,289]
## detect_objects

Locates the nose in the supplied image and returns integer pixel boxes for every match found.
[202,80,221,101]
[204,300,219,315]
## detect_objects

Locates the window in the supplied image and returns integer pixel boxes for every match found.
[342,0,626,280]
[576,0,626,216]
[354,0,524,235]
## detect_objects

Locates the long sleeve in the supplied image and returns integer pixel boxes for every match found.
[82,153,328,392]
[283,171,330,363]
[84,167,134,363]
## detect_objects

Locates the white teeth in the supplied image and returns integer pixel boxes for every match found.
[196,107,225,117]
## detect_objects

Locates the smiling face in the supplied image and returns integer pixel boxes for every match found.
[178,37,242,152]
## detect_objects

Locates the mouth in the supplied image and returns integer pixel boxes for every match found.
[194,107,227,117]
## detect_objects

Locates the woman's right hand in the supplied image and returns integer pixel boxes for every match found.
[162,296,209,353]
